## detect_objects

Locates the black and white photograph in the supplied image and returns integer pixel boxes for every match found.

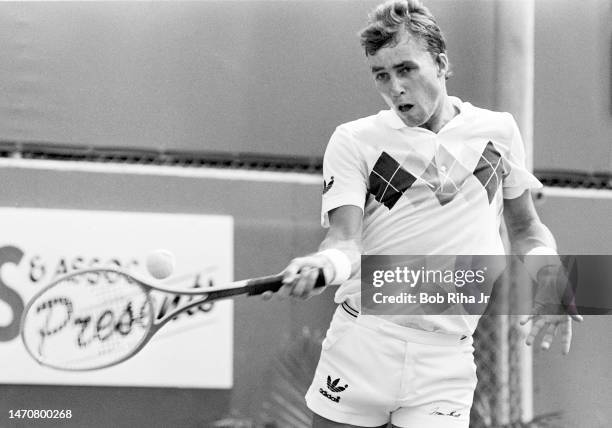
[0,1,611,427]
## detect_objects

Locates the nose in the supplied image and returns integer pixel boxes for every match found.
[389,75,405,97]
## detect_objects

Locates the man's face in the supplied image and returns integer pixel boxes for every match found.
[367,32,448,130]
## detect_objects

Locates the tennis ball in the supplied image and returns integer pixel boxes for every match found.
[146,249,175,279]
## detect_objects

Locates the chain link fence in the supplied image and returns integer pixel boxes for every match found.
[470,258,564,428]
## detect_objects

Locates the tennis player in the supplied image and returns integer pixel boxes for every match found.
[277,1,582,427]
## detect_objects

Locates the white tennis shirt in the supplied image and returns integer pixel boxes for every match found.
[321,96,542,335]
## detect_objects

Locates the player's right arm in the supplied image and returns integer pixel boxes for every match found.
[278,204,363,299]
[275,124,366,300]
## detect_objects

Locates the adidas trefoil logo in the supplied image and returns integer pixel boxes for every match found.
[319,375,348,403]
[323,176,334,195]
[327,375,348,392]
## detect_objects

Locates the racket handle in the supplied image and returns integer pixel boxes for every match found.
[246,268,326,296]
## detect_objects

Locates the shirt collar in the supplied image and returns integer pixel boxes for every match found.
[380,109,408,130]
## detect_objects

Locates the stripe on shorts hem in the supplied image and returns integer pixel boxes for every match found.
[341,301,358,318]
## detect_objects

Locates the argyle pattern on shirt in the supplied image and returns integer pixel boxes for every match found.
[368,142,506,209]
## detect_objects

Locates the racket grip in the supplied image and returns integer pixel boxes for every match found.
[247,268,326,296]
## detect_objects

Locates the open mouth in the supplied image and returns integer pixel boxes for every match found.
[398,103,414,112]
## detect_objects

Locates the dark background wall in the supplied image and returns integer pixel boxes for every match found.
[2,1,609,170]
[534,0,612,173]
[0,1,498,157]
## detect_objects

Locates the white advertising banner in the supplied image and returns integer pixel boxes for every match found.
[0,208,233,388]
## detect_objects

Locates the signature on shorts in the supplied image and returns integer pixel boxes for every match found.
[430,407,462,418]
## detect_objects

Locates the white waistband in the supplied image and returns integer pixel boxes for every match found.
[341,302,472,347]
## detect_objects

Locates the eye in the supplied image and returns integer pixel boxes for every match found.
[398,66,414,76]
[374,72,389,82]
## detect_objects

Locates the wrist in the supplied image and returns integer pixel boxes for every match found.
[526,246,558,256]
[317,249,352,285]
[524,246,562,281]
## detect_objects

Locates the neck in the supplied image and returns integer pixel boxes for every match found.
[421,95,457,134]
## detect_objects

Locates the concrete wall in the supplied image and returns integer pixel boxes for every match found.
[1,170,610,427]
[534,193,612,428]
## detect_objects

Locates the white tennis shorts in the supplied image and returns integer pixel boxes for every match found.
[305,303,477,428]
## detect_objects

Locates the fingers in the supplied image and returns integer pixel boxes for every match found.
[276,279,292,300]
[277,259,304,300]
[559,318,573,355]
[570,313,584,323]
[523,315,575,354]
[291,267,321,299]
[282,260,302,287]
[562,294,584,322]
[525,317,547,347]
[261,290,274,301]
[276,255,331,300]
[539,322,558,351]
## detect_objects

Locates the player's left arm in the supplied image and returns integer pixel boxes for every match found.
[504,189,555,254]
[504,189,583,354]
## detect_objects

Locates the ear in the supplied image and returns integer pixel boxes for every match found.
[435,53,449,77]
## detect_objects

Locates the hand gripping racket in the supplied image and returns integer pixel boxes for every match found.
[20,267,325,371]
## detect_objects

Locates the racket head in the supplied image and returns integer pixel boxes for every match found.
[21,268,155,371]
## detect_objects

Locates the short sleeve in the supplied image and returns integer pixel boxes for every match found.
[321,126,368,227]
[502,114,543,199]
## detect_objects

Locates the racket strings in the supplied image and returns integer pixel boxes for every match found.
[22,271,153,370]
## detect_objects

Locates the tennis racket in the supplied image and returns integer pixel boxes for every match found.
[20,267,325,371]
